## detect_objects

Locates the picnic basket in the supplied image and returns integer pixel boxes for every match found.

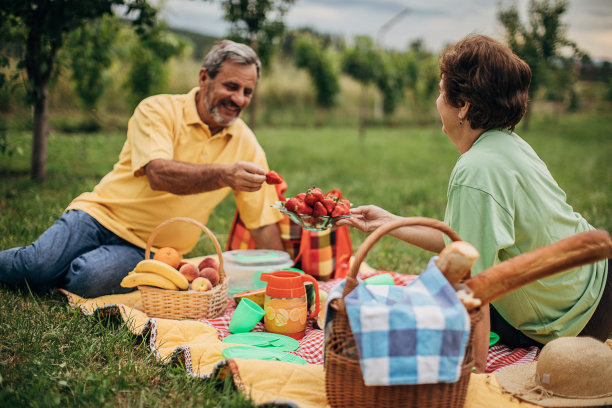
[324,217,480,408]
[138,217,228,320]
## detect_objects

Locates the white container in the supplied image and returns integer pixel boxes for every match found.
[222,249,294,294]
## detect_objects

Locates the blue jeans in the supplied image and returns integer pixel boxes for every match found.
[0,209,145,298]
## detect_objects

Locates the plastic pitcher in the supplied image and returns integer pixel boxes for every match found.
[260,270,320,340]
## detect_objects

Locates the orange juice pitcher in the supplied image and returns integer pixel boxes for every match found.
[260,271,320,340]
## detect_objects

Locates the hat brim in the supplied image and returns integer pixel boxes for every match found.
[496,363,612,407]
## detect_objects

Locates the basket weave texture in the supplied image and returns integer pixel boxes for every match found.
[138,217,228,320]
[324,217,480,408]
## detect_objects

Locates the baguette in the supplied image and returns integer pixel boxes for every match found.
[464,230,612,309]
[436,241,479,284]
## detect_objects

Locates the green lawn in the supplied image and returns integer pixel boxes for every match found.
[1,111,611,406]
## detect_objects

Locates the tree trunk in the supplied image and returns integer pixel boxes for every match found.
[248,91,258,131]
[522,101,532,131]
[358,85,368,140]
[31,83,49,181]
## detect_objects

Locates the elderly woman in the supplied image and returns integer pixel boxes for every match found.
[337,34,611,371]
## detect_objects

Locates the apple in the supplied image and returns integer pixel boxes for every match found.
[197,257,219,272]
[198,267,219,287]
[191,277,212,292]
[179,263,199,283]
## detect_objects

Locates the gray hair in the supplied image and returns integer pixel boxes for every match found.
[202,40,261,80]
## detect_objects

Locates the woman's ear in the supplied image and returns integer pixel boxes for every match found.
[458,101,471,120]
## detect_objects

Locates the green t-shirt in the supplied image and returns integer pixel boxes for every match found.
[443,129,608,344]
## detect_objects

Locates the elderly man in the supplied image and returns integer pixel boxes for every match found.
[0,40,283,298]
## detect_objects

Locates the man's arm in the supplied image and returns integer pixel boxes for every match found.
[144,159,266,195]
[249,223,284,251]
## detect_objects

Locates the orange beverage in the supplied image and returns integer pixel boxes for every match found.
[264,297,308,337]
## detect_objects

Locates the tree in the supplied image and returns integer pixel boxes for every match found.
[124,21,187,109]
[341,36,379,138]
[0,0,156,181]
[62,15,120,115]
[219,0,296,129]
[293,34,339,110]
[498,0,582,128]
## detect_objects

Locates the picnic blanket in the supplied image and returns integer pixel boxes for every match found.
[58,258,584,408]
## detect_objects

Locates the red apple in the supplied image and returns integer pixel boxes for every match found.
[179,263,199,283]
[191,277,212,292]
[198,267,219,287]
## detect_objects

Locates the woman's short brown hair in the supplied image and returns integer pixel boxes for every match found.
[439,34,531,132]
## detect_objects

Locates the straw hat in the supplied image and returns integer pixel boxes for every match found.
[496,336,612,407]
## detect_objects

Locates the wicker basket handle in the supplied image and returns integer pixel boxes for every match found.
[144,217,226,285]
[343,217,461,298]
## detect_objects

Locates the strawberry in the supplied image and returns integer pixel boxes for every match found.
[322,197,337,214]
[312,201,328,217]
[266,170,282,184]
[296,200,314,215]
[284,198,300,214]
[296,192,306,201]
[325,189,343,200]
[331,202,350,217]
[305,187,324,206]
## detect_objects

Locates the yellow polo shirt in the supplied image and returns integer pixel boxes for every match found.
[67,87,282,254]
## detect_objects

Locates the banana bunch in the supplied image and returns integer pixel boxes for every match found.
[121,259,189,290]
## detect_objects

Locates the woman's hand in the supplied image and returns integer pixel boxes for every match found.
[335,205,398,233]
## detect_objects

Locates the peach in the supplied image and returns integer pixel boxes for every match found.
[191,277,212,292]
[197,257,219,272]
[179,263,199,283]
[198,267,219,287]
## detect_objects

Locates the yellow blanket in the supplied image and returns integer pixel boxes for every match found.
[60,286,555,408]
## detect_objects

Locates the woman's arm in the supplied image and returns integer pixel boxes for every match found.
[336,205,446,253]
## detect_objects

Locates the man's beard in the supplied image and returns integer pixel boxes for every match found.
[204,87,241,127]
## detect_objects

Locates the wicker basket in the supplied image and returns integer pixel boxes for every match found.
[325,217,480,408]
[138,217,228,320]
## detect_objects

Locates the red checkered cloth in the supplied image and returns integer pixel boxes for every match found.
[199,271,539,371]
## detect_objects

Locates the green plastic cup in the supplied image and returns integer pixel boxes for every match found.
[229,298,265,334]
[363,273,395,285]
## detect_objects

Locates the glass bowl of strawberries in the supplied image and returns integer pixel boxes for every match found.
[272,187,352,231]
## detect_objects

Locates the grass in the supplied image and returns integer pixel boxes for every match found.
[1,110,611,406]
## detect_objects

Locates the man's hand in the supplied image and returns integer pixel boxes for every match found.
[222,161,266,192]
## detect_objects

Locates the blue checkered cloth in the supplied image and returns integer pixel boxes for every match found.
[341,257,470,386]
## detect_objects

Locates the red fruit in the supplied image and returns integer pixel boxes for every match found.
[313,201,328,217]
[296,200,314,215]
[179,263,199,282]
[197,257,219,272]
[199,267,220,287]
[284,198,301,214]
[296,193,306,201]
[325,189,343,200]
[332,203,350,217]
[305,187,324,206]
[322,197,337,214]
[266,170,282,184]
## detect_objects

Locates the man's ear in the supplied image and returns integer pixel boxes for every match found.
[199,68,208,86]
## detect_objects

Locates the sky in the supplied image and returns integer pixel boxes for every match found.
[156,0,612,61]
